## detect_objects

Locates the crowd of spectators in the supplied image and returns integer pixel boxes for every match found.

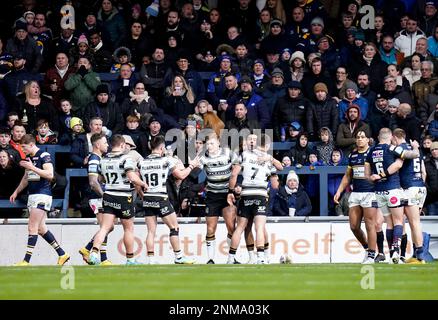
[0,0,437,217]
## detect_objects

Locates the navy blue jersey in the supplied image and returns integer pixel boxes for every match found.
[348,148,374,192]
[88,152,104,199]
[27,149,52,196]
[398,143,425,189]
[366,143,402,191]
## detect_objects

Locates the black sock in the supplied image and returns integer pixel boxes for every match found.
[376,231,384,254]
[400,234,408,257]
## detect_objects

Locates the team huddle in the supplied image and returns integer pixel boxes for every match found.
[11,126,427,266]
[335,127,427,264]
[11,131,283,266]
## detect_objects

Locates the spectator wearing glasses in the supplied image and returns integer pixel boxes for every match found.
[382,75,414,105]
[412,60,438,108]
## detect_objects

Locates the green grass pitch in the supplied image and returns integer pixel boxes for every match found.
[1,263,437,300]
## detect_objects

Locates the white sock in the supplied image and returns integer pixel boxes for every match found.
[264,248,270,261]
[226,235,232,247]
[174,250,183,259]
[257,250,264,261]
[227,253,235,263]
[248,250,256,262]
[206,239,216,261]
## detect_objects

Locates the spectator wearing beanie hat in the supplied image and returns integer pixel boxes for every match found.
[308,82,339,141]
[83,84,123,135]
[337,81,369,122]
[68,34,93,67]
[336,104,371,156]
[290,51,306,82]
[272,77,312,141]
[273,170,312,216]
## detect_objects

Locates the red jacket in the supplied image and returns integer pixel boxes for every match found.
[42,65,76,109]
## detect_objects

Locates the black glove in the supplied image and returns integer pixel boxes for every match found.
[77,65,88,77]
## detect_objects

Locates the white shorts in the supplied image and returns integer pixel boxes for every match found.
[403,187,427,208]
[89,198,103,215]
[27,194,52,212]
[375,189,404,216]
[348,192,377,208]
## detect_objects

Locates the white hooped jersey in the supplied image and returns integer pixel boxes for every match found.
[138,154,179,197]
[100,152,136,196]
[199,148,239,193]
[239,149,276,197]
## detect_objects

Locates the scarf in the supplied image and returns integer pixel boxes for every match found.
[56,64,69,79]
[363,55,373,66]
[285,185,297,195]
[129,91,150,103]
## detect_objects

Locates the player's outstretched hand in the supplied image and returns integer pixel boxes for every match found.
[370,174,381,182]
[410,139,419,149]
[189,156,200,168]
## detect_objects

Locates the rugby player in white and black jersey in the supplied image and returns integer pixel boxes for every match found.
[227,133,283,264]
[198,133,239,264]
[89,135,148,265]
[138,135,199,264]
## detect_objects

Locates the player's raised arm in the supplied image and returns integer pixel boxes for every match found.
[172,157,199,180]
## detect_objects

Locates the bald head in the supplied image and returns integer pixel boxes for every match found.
[398,103,411,118]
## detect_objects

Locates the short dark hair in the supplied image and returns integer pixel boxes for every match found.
[0,127,11,135]
[20,134,35,145]
[150,135,165,150]
[91,133,105,146]
[110,134,125,148]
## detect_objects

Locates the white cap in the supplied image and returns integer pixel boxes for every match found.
[388,98,400,108]
[286,170,299,183]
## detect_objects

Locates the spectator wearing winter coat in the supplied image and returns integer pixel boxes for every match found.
[110,46,135,74]
[162,75,195,124]
[314,127,335,165]
[357,71,377,111]
[273,170,312,217]
[206,55,240,107]
[272,80,312,141]
[427,106,438,139]
[139,47,167,104]
[419,84,438,126]
[301,57,334,101]
[308,82,338,141]
[64,56,101,117]
[3,55,39,109]
[368,94,392,139]
[395,17,426,57]
[42,52,76,110]
[428,25,438,56]
[227,76,269,128]
[5,21,42,73]
[382,75,414,105]
[163,51,206,104]
[349,42,388,94]
[259,68,287,118]
[412,60,438,108]
[337,82,369,123]
[121,81,159,126]
[389,103,423,142]
[110,63,140,105]
[305,152,323,215]
[97,0,127,51]
[286,132,312,167]
[425,142,438,215]
[226,101,260,132]
[70,117,104,168]
[83,84,124,135]
[327,149,348,215]
[336,104,372,156]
